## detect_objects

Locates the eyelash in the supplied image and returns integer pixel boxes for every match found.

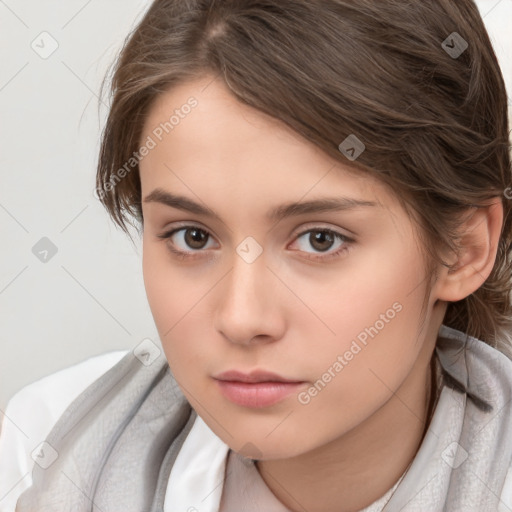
[156,224,354,262]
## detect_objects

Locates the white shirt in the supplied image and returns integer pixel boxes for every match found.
[0,351,128,512]
[2,352,512,511]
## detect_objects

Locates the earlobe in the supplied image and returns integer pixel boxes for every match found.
[434,198,504,303]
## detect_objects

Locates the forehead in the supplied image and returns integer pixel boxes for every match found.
[139,76,395,213]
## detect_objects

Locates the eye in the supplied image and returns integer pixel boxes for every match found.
[289,228,352,261]
[156,226,217,259]
[156,225,353,261]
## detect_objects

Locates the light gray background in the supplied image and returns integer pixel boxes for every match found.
[1,0,511,413]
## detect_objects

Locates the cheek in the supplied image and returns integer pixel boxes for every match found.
[142,241,174,326]
[292,240,428,409]
[288,231,426,360]
[141,239,215,376]
[259,279,427,457]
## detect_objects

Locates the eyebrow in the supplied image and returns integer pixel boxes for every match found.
[143,188,378,223]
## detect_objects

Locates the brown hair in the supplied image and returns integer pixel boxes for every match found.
[96,0,512,355]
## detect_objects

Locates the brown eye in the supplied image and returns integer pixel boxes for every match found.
[156,226,216,256]
[291,227,353,262]
[183,228,209,249]
[309,230,335,252]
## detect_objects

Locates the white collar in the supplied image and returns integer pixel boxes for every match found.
[165,414,230,512]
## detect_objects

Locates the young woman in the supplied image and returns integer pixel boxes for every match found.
[2,0,512,510]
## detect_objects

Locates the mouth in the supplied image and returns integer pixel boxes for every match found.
[213,370,306,408]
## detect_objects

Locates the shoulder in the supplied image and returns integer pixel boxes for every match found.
[0,350,128,512]
[1,350,130,437]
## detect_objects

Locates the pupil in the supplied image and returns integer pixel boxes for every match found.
[311,231,333,252]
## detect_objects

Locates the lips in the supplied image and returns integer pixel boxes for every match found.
[213,370,305,408]
[214,370,303,384]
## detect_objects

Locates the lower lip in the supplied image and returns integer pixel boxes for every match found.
[215,380,304,408]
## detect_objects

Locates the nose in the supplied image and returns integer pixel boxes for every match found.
[213,248,286,346]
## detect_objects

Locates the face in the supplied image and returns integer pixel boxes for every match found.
[139,75,436,460]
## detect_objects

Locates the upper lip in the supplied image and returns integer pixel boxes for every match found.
[213,370,303,383]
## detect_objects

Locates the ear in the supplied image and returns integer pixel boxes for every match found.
[434,198,504,302]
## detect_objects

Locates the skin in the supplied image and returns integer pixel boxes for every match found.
[138,74,503,512]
